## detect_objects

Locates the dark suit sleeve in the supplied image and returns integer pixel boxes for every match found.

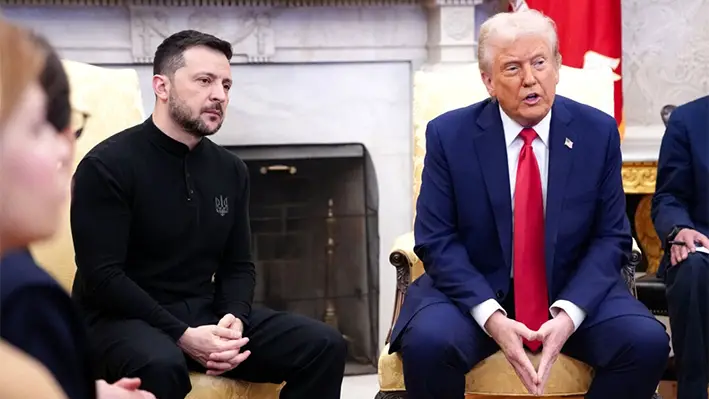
[651,112,695,242]
[557,122,631,314]
[214,159,256,327]
[71,156,189,341]
[413,120,497,314]
[1,286,95,399]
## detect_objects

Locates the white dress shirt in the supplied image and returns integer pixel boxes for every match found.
[470,106,586,334]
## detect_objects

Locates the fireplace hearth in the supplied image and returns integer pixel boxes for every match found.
[227,143,379,375]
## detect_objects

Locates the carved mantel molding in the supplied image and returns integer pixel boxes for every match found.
[129,7,278,63]
[2,0,504,64]
[2,1,435,64]
[0,0,420,5]
[0,0,497,5]
[422,0,493,63]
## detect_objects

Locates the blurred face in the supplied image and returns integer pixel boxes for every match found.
[0,82,74,252]
[481,34,559,126]
[156,46,232,137]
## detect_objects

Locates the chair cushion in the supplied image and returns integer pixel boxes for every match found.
[186,373,283,399]
[635,273,668,316]
[378,344,593,396]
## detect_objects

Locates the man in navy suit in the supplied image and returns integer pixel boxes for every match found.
[390,9,670,399]
[652,94,709,399]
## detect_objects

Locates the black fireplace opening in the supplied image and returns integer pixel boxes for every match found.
[226,143,380,375]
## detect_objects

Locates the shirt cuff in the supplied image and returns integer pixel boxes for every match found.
[550,300,586,331]
[471,299,507,336]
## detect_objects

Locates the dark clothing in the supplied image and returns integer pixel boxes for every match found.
[0,249,96,399]
[70,117,255,340]
[88,306,346,399]
[70,117,346,399]
[652,95,709,399]
[665,253,709,399]
[652,95,709,277]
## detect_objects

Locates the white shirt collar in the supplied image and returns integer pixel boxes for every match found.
[498,104,552,148]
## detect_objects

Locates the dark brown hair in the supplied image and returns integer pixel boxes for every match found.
[31,34,71,132]
[153,30,232,76]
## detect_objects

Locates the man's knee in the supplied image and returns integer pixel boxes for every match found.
[620,317,670,369]
[400,320,471,372]
[131,346,191,395]
[139,352,189,377]
[302,321,348,365]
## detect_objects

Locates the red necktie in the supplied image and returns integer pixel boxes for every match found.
[513,128,548,352]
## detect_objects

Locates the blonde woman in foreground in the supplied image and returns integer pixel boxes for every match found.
[0,17,69,399]
[0,18,154,399]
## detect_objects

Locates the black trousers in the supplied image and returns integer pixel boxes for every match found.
[665,252,709,399]
[86,306,347,399]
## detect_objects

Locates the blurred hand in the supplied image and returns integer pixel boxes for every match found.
[485,311,541,394]
[670,228,709,266]
[96,378,155,399]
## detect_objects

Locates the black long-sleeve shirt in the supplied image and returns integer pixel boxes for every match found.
[70,117,255,341]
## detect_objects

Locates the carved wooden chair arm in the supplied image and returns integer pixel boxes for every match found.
[386,231,417,343]
[389,231,418,286]
[626,237,643,298]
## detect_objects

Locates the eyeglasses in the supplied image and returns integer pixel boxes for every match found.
[71,110,89,139]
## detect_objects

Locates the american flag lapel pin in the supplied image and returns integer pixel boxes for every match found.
[564,137,573,149]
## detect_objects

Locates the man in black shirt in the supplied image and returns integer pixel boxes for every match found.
[70,30,347,399]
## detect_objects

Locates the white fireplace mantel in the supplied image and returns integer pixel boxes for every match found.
[0,0,503,66]
[622,125,665,162]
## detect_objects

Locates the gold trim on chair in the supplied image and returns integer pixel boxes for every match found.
[378,343,594,397]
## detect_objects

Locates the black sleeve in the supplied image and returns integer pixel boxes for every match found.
[70,156,188,341]
[214,159,256,327]
[1,286,96,399]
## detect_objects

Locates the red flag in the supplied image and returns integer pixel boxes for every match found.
[509,0,624,138]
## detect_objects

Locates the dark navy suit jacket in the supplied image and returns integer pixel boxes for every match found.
[0,249,96,399]
[391,96,654,349]
[652,95,709,276]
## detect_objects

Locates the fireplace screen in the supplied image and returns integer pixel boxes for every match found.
[227,144,379,375]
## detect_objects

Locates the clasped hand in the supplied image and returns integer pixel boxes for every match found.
[177,314,251,376]
[485,311,574,396]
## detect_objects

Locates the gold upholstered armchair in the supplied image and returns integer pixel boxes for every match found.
[374,64,645,399]
[29,60,283,399]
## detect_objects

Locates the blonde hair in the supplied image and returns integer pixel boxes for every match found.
[477,9,561,73]
[0,19,45,126]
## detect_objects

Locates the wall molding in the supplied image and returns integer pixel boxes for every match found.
[1,0,424,6]
[3,0,494,65]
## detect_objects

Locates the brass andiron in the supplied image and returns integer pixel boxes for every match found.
[323,199,339,329]
[323,198,370,365]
